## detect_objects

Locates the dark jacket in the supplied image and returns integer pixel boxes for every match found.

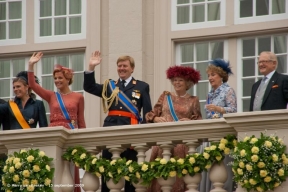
[0,99,10,130]
[250,71,288,111]
[84,71,152,126]
[0,97,48,129]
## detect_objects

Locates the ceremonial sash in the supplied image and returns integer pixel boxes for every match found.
[166,95,179,122]
[109,80,142,123]
[9,100,30,129]
[55,92,75,129]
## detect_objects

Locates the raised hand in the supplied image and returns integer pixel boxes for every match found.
[153,117,167,123]
[29,52,43,65]
[88,51,102,71]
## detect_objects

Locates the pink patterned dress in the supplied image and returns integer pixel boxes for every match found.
[145,91,202,192]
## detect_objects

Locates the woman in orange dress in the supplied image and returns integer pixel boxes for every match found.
[145,66,202,192]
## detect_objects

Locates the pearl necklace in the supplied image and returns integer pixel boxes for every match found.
[175,92,187,97]
[59,91,72,95]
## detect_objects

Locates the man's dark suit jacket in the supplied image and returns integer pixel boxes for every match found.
[250,71,288,111]
[83,71,152,126]
[0,99,10,130]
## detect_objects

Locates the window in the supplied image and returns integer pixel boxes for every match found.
[235,0,287,24]
[36,53,85,121]
[176,40,227,118]
[0,0,26,46]
[238,34,288,112]
[34,0,86,43]
[171,0,225,31]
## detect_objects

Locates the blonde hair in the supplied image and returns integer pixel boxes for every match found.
[116,56,135,68]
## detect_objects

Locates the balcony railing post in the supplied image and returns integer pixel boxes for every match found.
[109,147,124,160]
[184,140,199,155]
[133,145,149,192]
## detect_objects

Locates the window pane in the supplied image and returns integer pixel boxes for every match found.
[197,82,208,100]
[42,76,54,90]
[272,0,285,14]
[208,3,220,21]
[258,37,271,54]
[276,55,287,73]
[0,3,6,20]
[177,6,189,24]
[240,0,253,18]
[242,59,255,77]
[9,21,21,39]
[242,99,250,112]
[178,0,189,3]
[69,0,81,14]
[40,0,52,17]
[8,1,21,19]
[55,0,67,16]
[0,79,10,97]
[242,79,254,96]
[56,55,69,67]
[274,35,287,54]
[40,19,52,36]
[42,57,54,74]
[69,17,81,34]
[55,18,66,35]
[72,73,83,90]
[71,54,84,71]
[211,41,224,58]
[193,0,204,2]
[12,59,25,76]
[181,44,193,62]
[0,60,10,78]
[256,0,269,16]
[192,5,205,23]
[242,39,255,57]
[196,62,209,80]
[0,22,6,39]
[196,43,208,61]
[200,102,206,119]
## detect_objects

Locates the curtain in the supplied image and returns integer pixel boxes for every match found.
[208,2,220,21]
[40,0,52,36]
[69,0,81,34]
[8,1,22,39]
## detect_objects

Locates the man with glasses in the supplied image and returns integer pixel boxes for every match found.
[250,51,288,111]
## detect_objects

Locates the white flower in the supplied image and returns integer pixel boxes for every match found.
[128,166,134,173]
[39,151,46,157]
[170,158,176,163]
[20,149,27,154]
[71,149,77,155]
[110,160,116,165]
[141,164,149,172]
[126,160,132,165]
[177,158,184,164]
[46,165,51,171]
[92,158,97,164]
[80,153,86,159]
[160,159,167,165]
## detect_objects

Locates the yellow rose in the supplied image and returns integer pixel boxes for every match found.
[220,138,228,144]
[33,165,40,172]
[80,153,86,159]
[136,172,141,179]
[251,146,259,154]
[155,158,160,161]
[249,179,257,185]
[160,159,167,165]
[194,153,200,157]
[128,166,134,173]
[124,176,130,181]
[13,158,20,164]
[264,141,272,148]
[210,145,216,150]
[257,162,265,168]
[278,138,284,145]
[2,180,5,187]
[95,172,101,177]
[233,139,237,146]
[205,164,211,169]
[75,162,79,167]
[177,158,184,165]
[251,155,259,162]
[92,158,97,164]
[13,174,19,182]
[246,164,253,171]
[110,160,116,165]
[117,168,122,174]
[244,180,248,184]
[8,157,14,164]
[23,179,30,186]
[250,138,258,144]
[256,186,263,192]
[3,166,7,172]
[205,147,210,151]
[264,176,271,182]
[182,169,188,174]
[216,156,222,161]
[170,158,176,163]
[20,149,27,153]
[39,151,45,157]
[194,167,200,172]
[218,143,226,150]
[9,166,15,173]
[239,162,245,168]
[44,178,51,186]
[243,136,250,142]
[15,162,22,169]
[31,179,38,185]
[23,170,30,177]
[278,168,284,176]
[282,154,287,160]
[126,160,132,165]
[27,155,35,162]
[45,165,51,171]
[203,152,210,159]
[224,148,230,155]
[71,149,77,155]
[27,185,35,192]
[283,159,288,165]
[260,170,268,177]
[169,171,176,177]
[272,154,278,162]
[99,166,104,173]
[240,150,246,157]
[274,182,280,187]
[108,172,113,178]
[189,157,195,164]
[6,190,11,192]
[237,168,243,175]
[141,164,149,172]
[234,147,238,152]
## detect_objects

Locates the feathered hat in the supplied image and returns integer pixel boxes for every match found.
[54,64,74,80]
[16,71,39,84]
[209,59,233,75]
[166,66,201,84]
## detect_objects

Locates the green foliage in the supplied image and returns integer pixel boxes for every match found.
[126,161,154,186]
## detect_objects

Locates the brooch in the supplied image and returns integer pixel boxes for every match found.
[212,114,220,119]
[28,118,35,124]
[71,120,76,126]
[132,99,137,105]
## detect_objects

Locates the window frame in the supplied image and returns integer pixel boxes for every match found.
[34,0,86,43]
[0,0,26,46]
[171,0,226,31]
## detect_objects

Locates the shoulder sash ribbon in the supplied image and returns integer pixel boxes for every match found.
[166,94,179,122]
[55,92,75,129]
[109,80,142,123]
[9,100,30,129]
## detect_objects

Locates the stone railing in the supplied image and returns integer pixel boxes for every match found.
[0,109,287,192]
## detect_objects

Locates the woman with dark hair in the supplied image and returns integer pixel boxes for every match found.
[145,65,202,192]
[0,71,48,129]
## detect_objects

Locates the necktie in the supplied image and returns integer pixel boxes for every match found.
[259,76,267,91]
[121,80,126,88]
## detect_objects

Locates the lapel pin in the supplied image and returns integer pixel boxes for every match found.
[132,80,136,85]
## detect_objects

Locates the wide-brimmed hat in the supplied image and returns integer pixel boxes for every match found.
[166,66,201,84]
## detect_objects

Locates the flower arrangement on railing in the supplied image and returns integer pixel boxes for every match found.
[2,148,54,192]
[231,132,288,192]
[177,153,208,177]
[126,160,154,186]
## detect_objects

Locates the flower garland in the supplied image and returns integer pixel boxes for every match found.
[2,148,54,192]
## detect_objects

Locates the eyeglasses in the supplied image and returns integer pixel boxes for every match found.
[257,60,274,64]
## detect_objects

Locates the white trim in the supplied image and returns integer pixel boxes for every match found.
[171,0,225,31]
[0,0,26,46]
[236,38,243,112]
[34,0,86,43]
